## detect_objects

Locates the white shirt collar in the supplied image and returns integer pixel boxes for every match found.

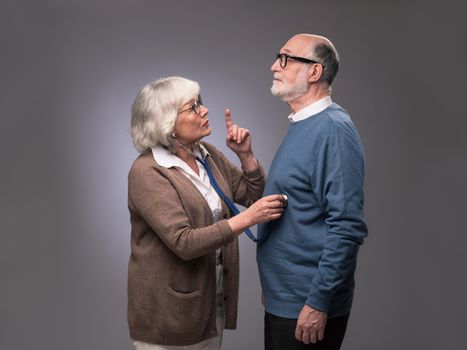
[288,96,332,123]
[151,143,222,221]
[151,142,210,169]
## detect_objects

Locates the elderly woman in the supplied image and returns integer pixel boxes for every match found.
[127,76,285,350]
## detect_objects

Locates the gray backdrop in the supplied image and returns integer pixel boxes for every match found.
[1,0,466,349]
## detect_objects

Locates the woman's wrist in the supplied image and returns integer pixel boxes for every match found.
[227,210,254,235]
[237,152,258,172]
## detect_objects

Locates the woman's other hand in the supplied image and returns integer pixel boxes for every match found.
[245,194,286,225]
[227,194,286,234]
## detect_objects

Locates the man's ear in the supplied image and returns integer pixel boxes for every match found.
[308,64,323,83]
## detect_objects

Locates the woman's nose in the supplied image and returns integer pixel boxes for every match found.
[200,105,209,117]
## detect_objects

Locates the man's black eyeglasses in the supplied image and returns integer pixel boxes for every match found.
[178,96,204,115]
[276,53,320,69]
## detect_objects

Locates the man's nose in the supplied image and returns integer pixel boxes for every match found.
[271,58,281,72]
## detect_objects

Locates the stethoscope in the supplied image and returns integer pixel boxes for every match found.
[171,135,268,244]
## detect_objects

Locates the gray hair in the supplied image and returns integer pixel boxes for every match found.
[311,43,340,86]
[130,76,200,153]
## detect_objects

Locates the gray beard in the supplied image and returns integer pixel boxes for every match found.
[271,83,308,101]
[270,69,309,101]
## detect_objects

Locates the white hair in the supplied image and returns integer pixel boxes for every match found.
[130,76,200,153]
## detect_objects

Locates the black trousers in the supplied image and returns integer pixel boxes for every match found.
[264,311,350,350]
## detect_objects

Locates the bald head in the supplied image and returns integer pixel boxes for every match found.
[287,34,333,51]
[286,34,340,86]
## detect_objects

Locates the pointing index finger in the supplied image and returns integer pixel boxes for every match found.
[225,108,233,131]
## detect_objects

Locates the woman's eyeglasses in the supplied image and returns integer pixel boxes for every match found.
[178,97,204,115]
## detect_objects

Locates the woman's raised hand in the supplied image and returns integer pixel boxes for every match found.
[225,109,252,156]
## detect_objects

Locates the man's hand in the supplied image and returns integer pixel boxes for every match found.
[295,304,328,344]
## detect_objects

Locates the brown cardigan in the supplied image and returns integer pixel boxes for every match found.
[127,142,265,346]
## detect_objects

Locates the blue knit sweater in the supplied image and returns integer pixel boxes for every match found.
[257,103,368,319]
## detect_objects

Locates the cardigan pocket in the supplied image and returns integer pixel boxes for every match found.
[162,286,207,333]
[167,287,202,299]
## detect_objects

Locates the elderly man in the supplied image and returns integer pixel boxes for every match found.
[257,34,368,350]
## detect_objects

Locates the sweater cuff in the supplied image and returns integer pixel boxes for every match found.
[216,219,235,245]
[305,281,332,313]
